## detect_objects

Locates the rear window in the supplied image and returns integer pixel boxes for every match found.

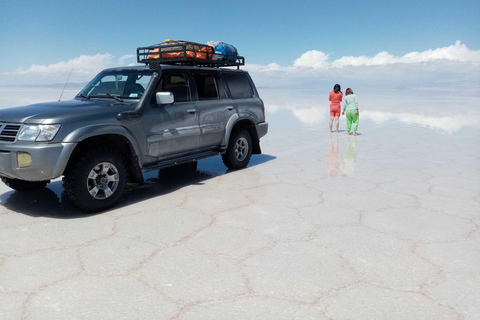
[223,73,254,99]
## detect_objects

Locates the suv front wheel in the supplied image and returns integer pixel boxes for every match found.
[222,128,253,169]
[63,148,127,213]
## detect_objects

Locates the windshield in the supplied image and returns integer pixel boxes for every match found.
[78,69,153,100]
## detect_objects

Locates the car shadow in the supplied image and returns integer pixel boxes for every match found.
[0,154,276,218]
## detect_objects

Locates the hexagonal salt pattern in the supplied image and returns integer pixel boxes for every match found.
[245,242,357,302]
[322,286,460,320]
[0,113,479,319]
[178,296,328,320]
[24,276,178,319]
[139,247,247,304]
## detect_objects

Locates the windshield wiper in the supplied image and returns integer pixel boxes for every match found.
[98,93,124,103]
[76,94,90,100]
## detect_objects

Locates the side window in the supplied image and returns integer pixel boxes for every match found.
[157,72,191,102]
[223,73,254,99]
[163,73,187,87]
[193,74,218,100]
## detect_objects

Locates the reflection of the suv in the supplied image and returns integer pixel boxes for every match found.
[0,64,268,212]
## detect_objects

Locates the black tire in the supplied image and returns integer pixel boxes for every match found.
[222,128,253,169]
[63,148,127,213]
[1,177,49,191]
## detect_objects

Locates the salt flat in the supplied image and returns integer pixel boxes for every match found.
[0,89,479,319]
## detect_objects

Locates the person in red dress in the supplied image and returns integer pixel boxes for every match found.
[329,84,343,133]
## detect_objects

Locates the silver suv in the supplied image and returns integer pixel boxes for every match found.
[0,63,268,212]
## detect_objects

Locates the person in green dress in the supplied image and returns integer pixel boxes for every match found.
[342,88,359,136]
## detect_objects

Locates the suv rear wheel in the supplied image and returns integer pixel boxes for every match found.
[63,148,127,213]
[222,128,252,169]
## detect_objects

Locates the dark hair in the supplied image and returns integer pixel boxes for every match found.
[333,84,341,93]
[346,88,353,95]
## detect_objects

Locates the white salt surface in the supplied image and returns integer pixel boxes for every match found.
[0,87,479,319]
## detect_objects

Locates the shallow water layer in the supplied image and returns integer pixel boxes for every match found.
[0,88,479,319]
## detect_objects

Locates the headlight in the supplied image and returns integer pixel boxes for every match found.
[17,125,40,141]
[18,124,61,142]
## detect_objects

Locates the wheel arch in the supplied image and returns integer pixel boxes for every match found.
[63,133,143,183]
[224,118,261,155]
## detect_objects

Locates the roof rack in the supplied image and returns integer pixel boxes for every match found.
[137,40,245,70]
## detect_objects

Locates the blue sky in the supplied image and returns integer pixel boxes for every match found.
[1,0,479,68]
[0,0,479,89]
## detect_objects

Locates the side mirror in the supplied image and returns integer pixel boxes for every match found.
[156,92,174,105]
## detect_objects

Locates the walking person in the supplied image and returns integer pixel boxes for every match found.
[342,88,359,135]
[329,84,343,133]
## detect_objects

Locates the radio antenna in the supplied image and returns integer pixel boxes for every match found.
[58,68,74,101]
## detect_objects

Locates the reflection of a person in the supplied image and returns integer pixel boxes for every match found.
[342,137,358,174]
[327,133,340,175]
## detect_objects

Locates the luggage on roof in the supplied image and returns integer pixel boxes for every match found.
[137,40,245,69]
[208,41,239,62]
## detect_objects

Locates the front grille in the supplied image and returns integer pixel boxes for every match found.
[0,124,21,142]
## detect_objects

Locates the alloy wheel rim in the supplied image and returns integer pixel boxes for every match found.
[86,162,120,199]
[234,137,248,161]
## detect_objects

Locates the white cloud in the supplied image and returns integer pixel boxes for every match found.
[293,50,329,68]
[118,54,137,66]
[331,51,397,68]
[4,41,478,86]
[328,41,480,68]
[247,41,480,73]
[9,54,114,76]
[2,41,479,124]
[362,110,480,133]
[291,107,324,124]
[245,41,480,107]
[1,54,144,85]
[260,90,480,132]
[260,90,327,125]
[401,41,480,63]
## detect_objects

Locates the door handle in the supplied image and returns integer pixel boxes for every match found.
[187,109,196,114]
[226,106,234,111]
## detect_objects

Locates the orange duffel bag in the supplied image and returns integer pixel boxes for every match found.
[148,42,213,60]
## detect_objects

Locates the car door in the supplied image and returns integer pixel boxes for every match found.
[143,71,201,158]
[193,71,234,149]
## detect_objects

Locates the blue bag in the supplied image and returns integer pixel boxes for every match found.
[210,42,238,62]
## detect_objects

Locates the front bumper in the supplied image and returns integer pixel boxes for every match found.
[0,142,76,181]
